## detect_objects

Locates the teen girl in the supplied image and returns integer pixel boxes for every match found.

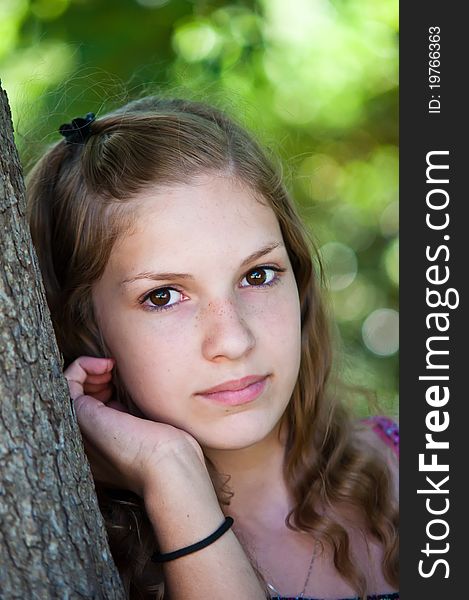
[26,96,399,599]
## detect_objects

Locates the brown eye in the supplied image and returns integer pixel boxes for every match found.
[141,287,187,312]
[241,267,281,288]
[246,268,268,285]
[147,288,176,306]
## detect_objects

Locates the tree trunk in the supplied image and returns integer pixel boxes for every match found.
[0,83,125,599]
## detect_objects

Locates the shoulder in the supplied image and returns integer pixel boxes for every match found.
[354,415,399,500]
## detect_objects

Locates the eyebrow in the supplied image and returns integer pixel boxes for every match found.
[120,241,284,286]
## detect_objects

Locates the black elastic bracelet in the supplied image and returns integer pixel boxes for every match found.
[151,516,234,563]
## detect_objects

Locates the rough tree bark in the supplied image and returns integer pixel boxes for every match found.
[0,83,125,598]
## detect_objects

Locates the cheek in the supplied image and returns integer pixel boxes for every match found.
[100,314,195,408]
[251,283,301,348]
[269,299,302,406]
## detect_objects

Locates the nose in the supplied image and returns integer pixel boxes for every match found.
[201,298,256,362]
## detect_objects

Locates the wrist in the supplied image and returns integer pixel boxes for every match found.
[143,437,207,486]
[142,450,225,552]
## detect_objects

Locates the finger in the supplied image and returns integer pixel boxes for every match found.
[65,357,114,401]
[65,356,114,381]
[73,396,141,491]
[85,372,113,385]
[73,394,132,444]
[73,393,105,418]
[92,388,114,403]
[84,381,112,394]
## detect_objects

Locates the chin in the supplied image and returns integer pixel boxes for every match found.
[196,419,282,452]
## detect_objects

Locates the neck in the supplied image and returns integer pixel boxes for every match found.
[203,422,292,527]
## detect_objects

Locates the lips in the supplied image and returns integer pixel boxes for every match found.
[198,375,267,395]
[196,375,269,406]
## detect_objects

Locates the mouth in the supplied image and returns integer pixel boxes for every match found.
[196,375,270,406]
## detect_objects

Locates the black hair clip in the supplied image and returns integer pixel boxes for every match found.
[59,112,96,144]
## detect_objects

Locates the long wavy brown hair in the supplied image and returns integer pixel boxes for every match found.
[26,96,398,599]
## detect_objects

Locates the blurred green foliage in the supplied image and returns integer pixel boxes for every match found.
[0,0,398,414]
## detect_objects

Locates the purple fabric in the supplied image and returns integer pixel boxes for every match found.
[362,415,399,458]
[273,594,399,600]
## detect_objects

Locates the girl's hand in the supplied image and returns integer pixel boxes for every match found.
[64,356,205,497]
[80,357,114,403]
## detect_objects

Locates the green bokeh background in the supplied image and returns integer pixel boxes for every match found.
[1,0,398,415]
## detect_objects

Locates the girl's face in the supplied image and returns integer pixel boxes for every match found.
[92,174,301,450]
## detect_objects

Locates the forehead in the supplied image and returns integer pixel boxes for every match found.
[108,175,283,273]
